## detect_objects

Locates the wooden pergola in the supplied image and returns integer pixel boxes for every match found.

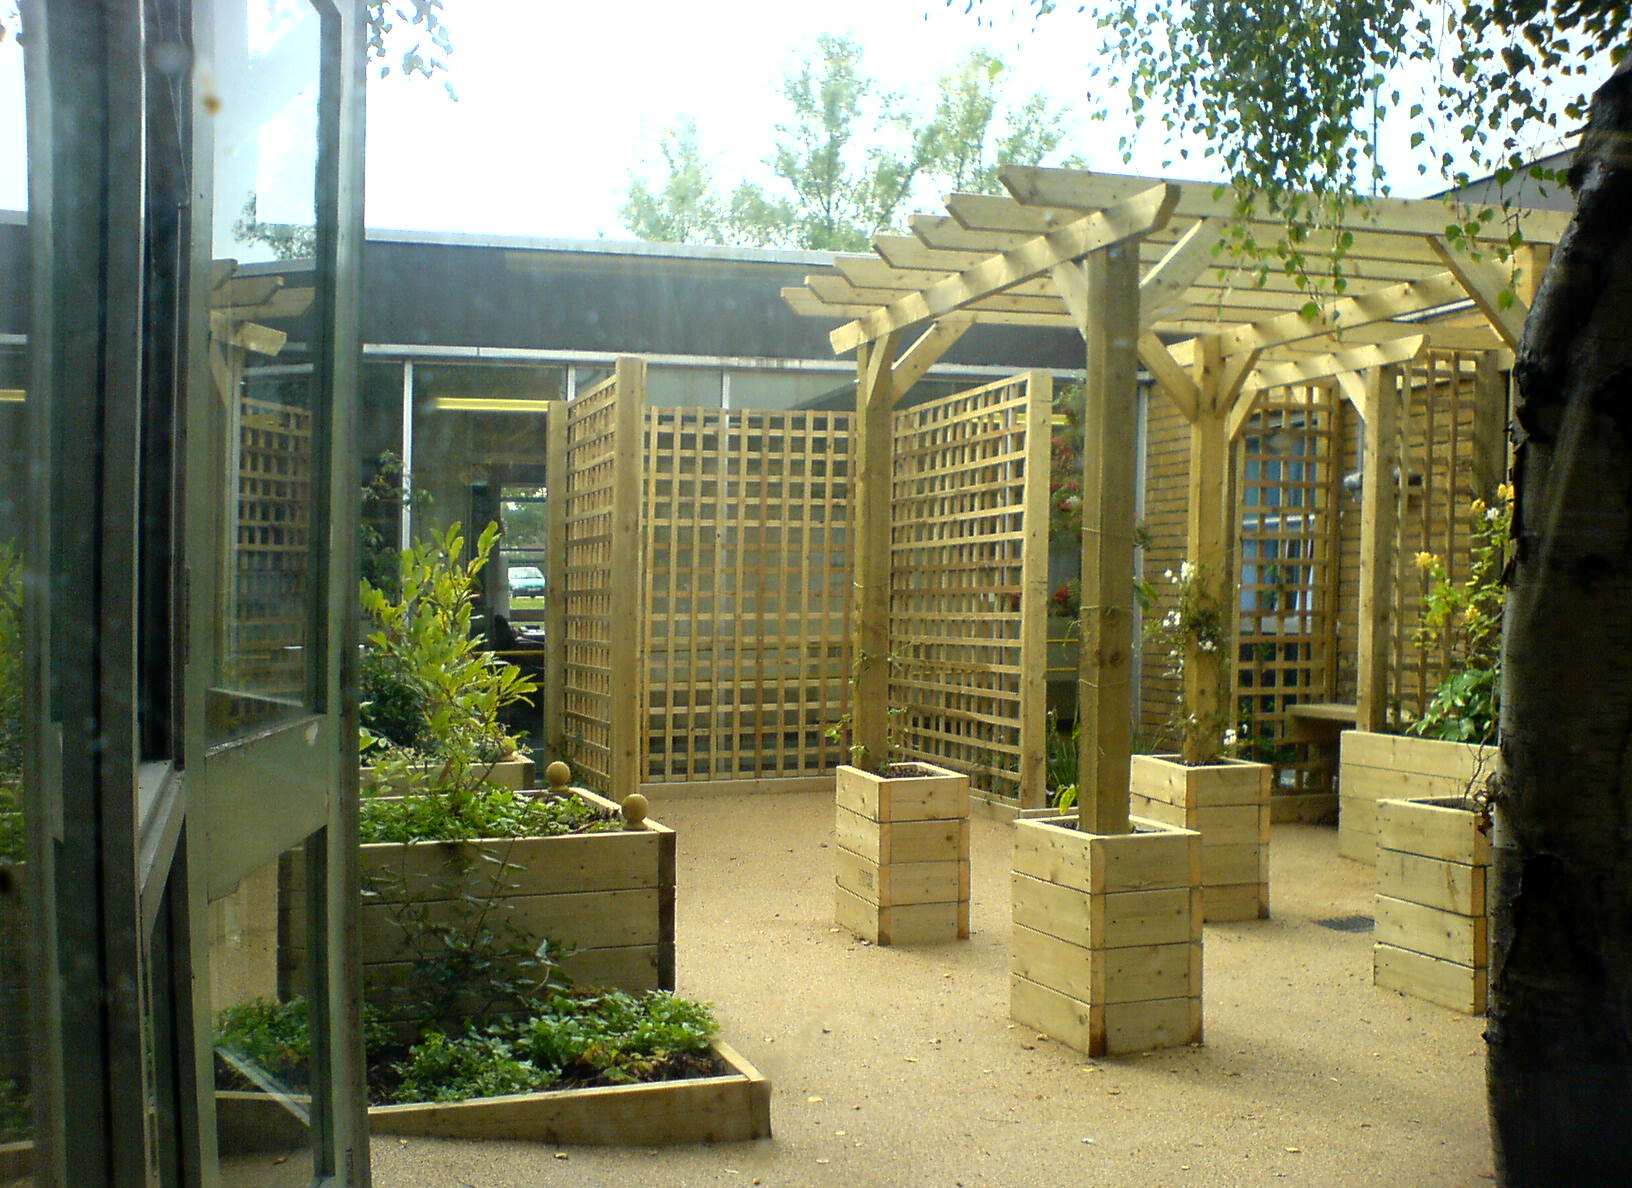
[784,166,1569,833]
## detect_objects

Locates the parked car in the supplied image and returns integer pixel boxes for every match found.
[508,565,546,598]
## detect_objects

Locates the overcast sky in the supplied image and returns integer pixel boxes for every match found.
[0,3,1606,237]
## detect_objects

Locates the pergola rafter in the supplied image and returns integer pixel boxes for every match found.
[784,165,1566,831]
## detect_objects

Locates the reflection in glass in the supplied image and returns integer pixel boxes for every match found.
[0,539,27,1160]
[204,1,322,737]
[212,847,313,1187]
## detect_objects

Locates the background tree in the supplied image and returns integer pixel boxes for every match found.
[622,35,1080,250]
[952,2,1631,1183]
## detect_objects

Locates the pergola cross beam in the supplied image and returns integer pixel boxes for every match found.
[829,183,1180,355]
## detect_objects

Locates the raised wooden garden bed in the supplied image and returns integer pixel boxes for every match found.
[1338,732,1497,864]
[1010,814,1202,1056]
[1374,797,1489,1013]
[834,763,970,945]
[1129,754,1271,921]
[281,787,674,1038]
[212,1040,771,1151]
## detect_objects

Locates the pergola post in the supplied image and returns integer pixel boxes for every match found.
[847,321,972,768]
[1076,243,1142,835]
[850,333,900,767]
[1355,365,1401,732]
[1183,341,1233,765]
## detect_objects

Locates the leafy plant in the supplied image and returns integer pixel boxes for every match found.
[214,996,391,1087]
[389,1029,544,1104]
[523,990,718,1086]
[358,783,618,845]
[0,785,21,865]
[1408,485,1512,745]
[0,1077,26,1143]
[359,521,538,813]
[367,847,574,1036]
[1144,560,1233,764]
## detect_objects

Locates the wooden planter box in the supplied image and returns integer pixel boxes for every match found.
[1338,731,1498,864]
[1129,754,1271,921]
[834,763,970,945]
[281,788,674,1040]
[1010,815,1202,1056]
[1373,797,1490,1014]
[214,1040,771,1152]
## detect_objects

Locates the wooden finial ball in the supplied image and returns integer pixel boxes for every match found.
[621,792,649,827]
[545,761,572,791]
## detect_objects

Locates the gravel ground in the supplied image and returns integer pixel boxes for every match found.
[350,790,1491,1188]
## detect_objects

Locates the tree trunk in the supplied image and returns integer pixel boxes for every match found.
[1491,57,1632,1186]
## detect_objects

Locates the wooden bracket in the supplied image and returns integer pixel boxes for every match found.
[1427,236,1528,350]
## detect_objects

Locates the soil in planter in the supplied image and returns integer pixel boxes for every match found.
[214,989,724,1108]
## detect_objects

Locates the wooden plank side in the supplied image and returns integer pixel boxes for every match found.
[1374,942,1487,1014]
[1377,846,1486,915]
[1375,894,1487,968]
[355,831,664,899]
[1103,995,1203,1053]
[1011,874,1194,949]
[1341,731,1498,782]
[1010,973,1101,1055]
[1377,799,1490,865]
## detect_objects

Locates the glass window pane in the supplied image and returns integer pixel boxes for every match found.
[206,1,322,738]
[648,368,722,408]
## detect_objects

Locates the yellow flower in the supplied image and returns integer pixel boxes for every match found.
[1497,482,1513,502]
[1414,551,1438,571]
[1470,498,1487,515]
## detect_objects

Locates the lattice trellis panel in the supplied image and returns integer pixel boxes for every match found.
[561,361,644,797]
[1235,384,1343,792]
[225,394,312,696]
[888,373,1050,806]
[642,409,853,782]
[1389,350,1499,722]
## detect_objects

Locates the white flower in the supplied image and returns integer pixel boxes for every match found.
[1163,611,1180,627]
[1199,639,1216,653]
[1485,507,1501,521]
[1223,729,1238,747]
[1179,561,1196,581]
[1163,568,1175,581]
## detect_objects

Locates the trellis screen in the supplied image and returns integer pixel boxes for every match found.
[1235,384,1344,790]
[887,373,1051,805]
[561,360,644,798]
[1388,349,1502,722]
[642,408,854,783]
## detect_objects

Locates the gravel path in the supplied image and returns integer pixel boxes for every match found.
[361,790,1492,1188]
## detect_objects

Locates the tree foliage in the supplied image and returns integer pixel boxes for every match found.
[968,0,1630,293]
[622,35,1081,251]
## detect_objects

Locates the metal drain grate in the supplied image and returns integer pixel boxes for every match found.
[1314,914,1375,933]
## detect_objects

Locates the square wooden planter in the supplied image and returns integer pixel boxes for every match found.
[1129,754,1271,921]
[1338,731,1498,864]
[1010,815,1203,1056]
[1373,797,1490,1014]
[834,763,970,945]
[281,788,674,1040]
[213,1040,772,1152]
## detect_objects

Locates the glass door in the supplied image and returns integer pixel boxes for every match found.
[16,0,368,1184]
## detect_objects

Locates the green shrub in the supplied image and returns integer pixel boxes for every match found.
[523,990,717,1086]
[359,521,537,814]
[0,1078,28,1143]
[357,783,619,845]
[390,1030,546,1104]
[214,996,390,1085]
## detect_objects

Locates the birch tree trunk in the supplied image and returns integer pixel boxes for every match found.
[1491,57,1632,1186]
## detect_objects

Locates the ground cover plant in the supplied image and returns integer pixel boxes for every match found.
[214,989,720,1106]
